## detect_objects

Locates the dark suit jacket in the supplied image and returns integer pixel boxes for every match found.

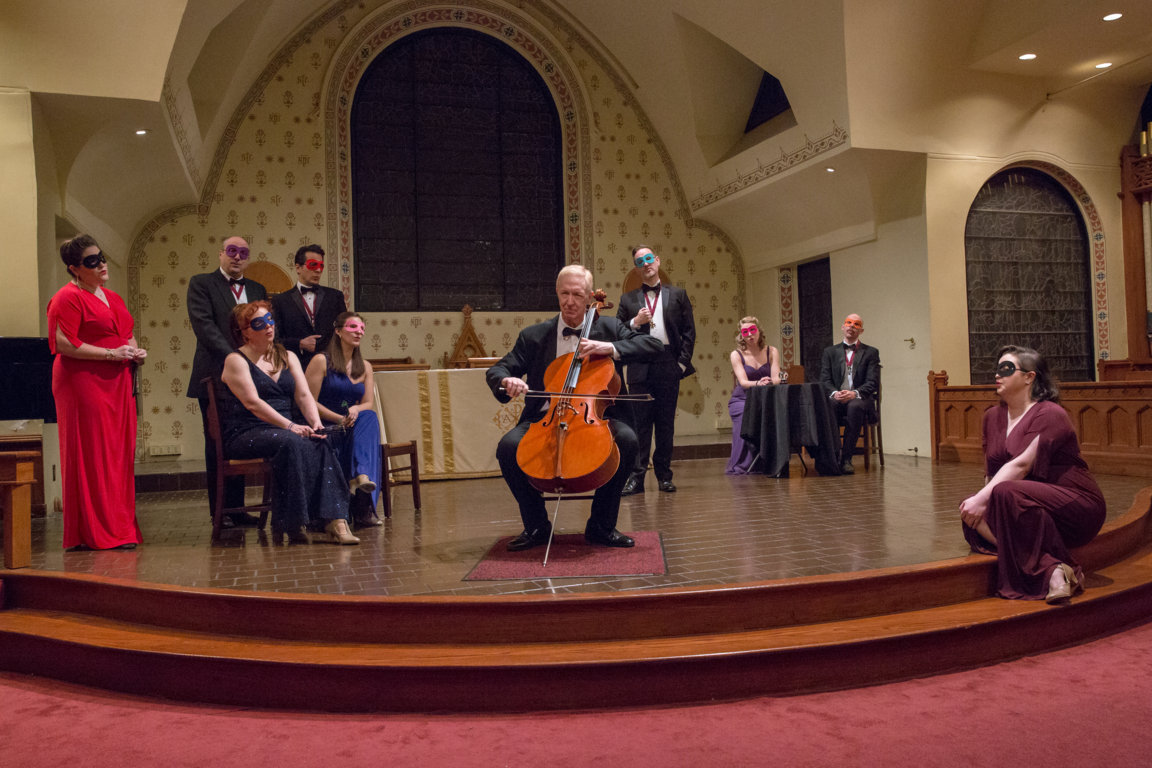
[186,271,267,399]
[615,284,696,383]
[271,284,348,369]
[819,342,881,401]
[486,315,665,425]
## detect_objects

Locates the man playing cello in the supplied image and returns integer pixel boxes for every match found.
[487,265,664,551]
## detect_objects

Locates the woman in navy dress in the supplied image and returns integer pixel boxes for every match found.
[959,345,1105,604]
[306,311,382,527]
[725,316,780,474]
[219,301,358,544]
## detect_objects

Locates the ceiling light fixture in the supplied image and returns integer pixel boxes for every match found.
[1018,53,1037,61]
[1095,62,1113,69]
[825,167,835,173]
[135,129,148,135]
[1103,13,1123,22]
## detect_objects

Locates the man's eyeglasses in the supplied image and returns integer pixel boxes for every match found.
[995,361,1027,378]
[634,252,657,267]
[304,259,324,271]
[224,244,251,260]
[247,315,276,331]
[740,327,759,338]
[81,252,107,269]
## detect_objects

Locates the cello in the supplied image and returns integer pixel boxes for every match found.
[515,289,622,495]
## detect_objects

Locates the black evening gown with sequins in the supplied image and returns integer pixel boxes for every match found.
[219,355,349,532]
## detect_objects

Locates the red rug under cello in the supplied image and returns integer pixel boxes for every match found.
[465,531,665,580]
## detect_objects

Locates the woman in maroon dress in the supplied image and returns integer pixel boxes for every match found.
[47,235,146,551]
[959,346,1104,604]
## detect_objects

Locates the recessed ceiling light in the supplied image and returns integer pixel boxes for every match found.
[825,167,835,173]
[1103,13,1123,22]
[1018,53,1037,61]
[135,129,148,135]
[1095,62,1113,69]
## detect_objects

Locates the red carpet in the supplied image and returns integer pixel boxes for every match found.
[2,619,1151,767]
[465,531,665,579]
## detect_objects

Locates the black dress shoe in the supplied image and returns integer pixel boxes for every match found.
[585,529,635,548]
[507,523,552,552]
[657,480,677,493]
[228,512,263,527]
[840,460,855,475]
[621,477,644,496]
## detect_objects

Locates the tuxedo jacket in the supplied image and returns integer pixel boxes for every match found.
[615,284,696,383]
[186,271,267,399]
[271,284,348,368]
[818,342,881,401]
[486,315,665,425]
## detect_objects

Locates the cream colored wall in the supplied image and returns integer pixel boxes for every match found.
[131,0,745,462]
[926,155,1126,386]
[829,214,932,457]
[1,88,41,337]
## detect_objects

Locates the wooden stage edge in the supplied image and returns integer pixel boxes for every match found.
[1,486,1151,712]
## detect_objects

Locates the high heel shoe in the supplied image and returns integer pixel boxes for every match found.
[324,519,361,545]
[349,474,377,495]
[1046,563,1080,605]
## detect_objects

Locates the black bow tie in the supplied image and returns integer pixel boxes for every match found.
[562,326,581,338]
[228,278,245,286]
[844,342,858,351]
[299,285,317,294]
[642,283,661,294]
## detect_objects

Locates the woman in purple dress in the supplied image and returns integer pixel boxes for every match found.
[725,316,780,474]
[306,311,382,527]
[959,345,1105,604]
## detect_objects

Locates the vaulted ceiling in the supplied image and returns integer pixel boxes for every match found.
[4,0,1150,264]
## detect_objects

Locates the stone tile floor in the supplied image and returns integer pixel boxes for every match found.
[19,456,1151,597]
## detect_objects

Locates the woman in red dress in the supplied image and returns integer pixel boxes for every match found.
[47,235,147,551]
[959,345,1104,604]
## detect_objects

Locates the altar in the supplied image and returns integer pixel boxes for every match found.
[373,368,521,480]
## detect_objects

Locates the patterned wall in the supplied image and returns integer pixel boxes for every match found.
[132,0,747,462]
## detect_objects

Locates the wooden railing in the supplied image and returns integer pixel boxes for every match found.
[928,371,1152,477]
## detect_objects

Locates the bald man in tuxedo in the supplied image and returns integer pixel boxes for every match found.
[819,313,881,475]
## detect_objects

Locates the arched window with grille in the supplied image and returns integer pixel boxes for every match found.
[350,28,564,312]
[965,168,1095,383]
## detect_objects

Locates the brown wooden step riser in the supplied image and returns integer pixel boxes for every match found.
[3,584,1150,712]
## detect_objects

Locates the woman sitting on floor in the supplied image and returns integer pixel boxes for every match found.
[725,316,780,475]
[958,345,1104,604]
[306,311,382,527]
[219,301,358,544]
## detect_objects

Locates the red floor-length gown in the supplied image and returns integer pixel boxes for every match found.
[47,282,143,549]
[963,400,1104,599]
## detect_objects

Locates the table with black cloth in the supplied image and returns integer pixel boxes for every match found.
[739,382,842,477]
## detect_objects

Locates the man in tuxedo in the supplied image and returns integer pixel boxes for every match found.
[270,244,347,370]
[616,245,696,495]
[186,235,267,525]
[819,313,881,475]
[486,264,664,551]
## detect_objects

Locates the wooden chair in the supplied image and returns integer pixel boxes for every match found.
[371,379,421,518]
[381,440,421,518]
[202,377,273,538]
[840,377,885,470]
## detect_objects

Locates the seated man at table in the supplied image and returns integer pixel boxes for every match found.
[486,265,664,551]
[819,314,881,475]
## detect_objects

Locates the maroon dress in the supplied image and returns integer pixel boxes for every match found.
[963,400,1104,599]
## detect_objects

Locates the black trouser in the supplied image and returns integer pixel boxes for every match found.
[628,354,681,482]
[496,418,637,537]
[832,396,876,462]
[199,397,245,515]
